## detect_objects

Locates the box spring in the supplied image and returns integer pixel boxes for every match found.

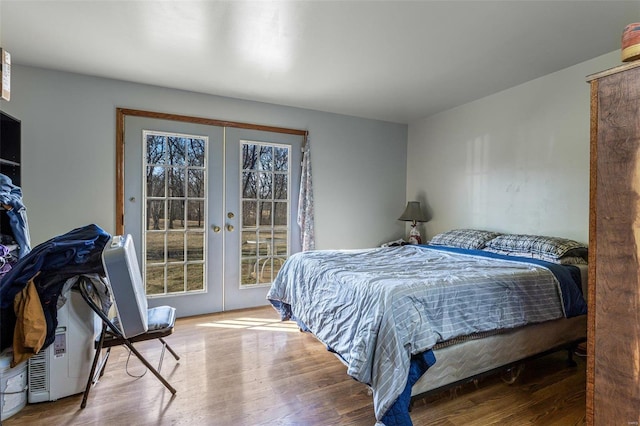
[411,314,587,397]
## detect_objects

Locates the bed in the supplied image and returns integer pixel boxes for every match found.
[267,230,588,425]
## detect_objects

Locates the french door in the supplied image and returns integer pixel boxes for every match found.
[123,114,303,316]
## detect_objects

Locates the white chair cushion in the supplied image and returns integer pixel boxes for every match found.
[147,306,176,331]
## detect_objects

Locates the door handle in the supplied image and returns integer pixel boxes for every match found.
[226,224,234,232]
[211,225,221,233]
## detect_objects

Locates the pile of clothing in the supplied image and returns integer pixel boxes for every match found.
[0,244,18,281]
[0,173,114,366]
[0,173,31,260]
[0,224,112,366]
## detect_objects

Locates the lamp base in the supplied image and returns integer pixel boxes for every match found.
[408,225,422,245]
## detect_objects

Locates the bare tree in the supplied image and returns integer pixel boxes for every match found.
[167,136,186,229]
[146,135,165,230]
[187,138,206,227]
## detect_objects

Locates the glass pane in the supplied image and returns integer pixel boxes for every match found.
[274,174,287,199]
[167,136,186,166]
[143,130,209,297]
[146,200,165,230]
[259,202,273,226]
[259,146,273,171]
[274,202,287,226]
[186,264,204,291]
[274,147,289,171]
[242,231,258,256]
[146,166,166,197]
[169,168,185,197]
[242,143,258,170]
[146,264,165,295]
[187,138,205,167]
[187,169,205,197]
[146,134,166,165]
[258,172,272,199]
[242,201,257,227]
[186,232,204,261]
[186,200,205,229]
[258,258,273,284]
[167,231,184,262]
[146,232,165,262]
[259,230,272,255]
[242,172,257,198]
[166,264,185,293]
[241,258,257,285]
[273,230,288,256]
[239,141,292,287]
[167,199,185,229]
[273,257,285,279]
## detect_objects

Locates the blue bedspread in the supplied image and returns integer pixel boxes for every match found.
[424,245,586,318]
[267,245,586,425]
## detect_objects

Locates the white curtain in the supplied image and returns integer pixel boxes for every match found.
[297,137,315,251]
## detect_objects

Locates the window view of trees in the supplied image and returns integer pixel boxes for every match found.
[144,132,207,295]
[241,142,290,285]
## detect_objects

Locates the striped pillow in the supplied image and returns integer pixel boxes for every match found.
[429,229,502,250]
[485,234,588,263]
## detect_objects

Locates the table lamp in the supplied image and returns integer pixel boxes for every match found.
[398,201,428,244]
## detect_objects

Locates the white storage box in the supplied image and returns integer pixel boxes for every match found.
[0,349,27,420]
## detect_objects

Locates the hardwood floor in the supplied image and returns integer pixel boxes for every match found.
[4,306,586,425]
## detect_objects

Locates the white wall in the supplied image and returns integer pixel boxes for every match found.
[1,65,407,248]
[407,51,621,243]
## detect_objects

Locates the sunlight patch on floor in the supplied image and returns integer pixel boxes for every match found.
[196,317,299,332]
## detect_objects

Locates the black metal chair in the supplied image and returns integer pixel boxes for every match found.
[77,277,179,408]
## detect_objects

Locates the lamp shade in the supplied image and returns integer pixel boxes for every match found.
[398,201,428,223]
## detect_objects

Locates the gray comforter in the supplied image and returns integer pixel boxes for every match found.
[267,245,572,421]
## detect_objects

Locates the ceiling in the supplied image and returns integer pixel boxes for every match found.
[0,1,638,124]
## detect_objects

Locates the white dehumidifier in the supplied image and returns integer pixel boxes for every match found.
[28,290,101,402]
